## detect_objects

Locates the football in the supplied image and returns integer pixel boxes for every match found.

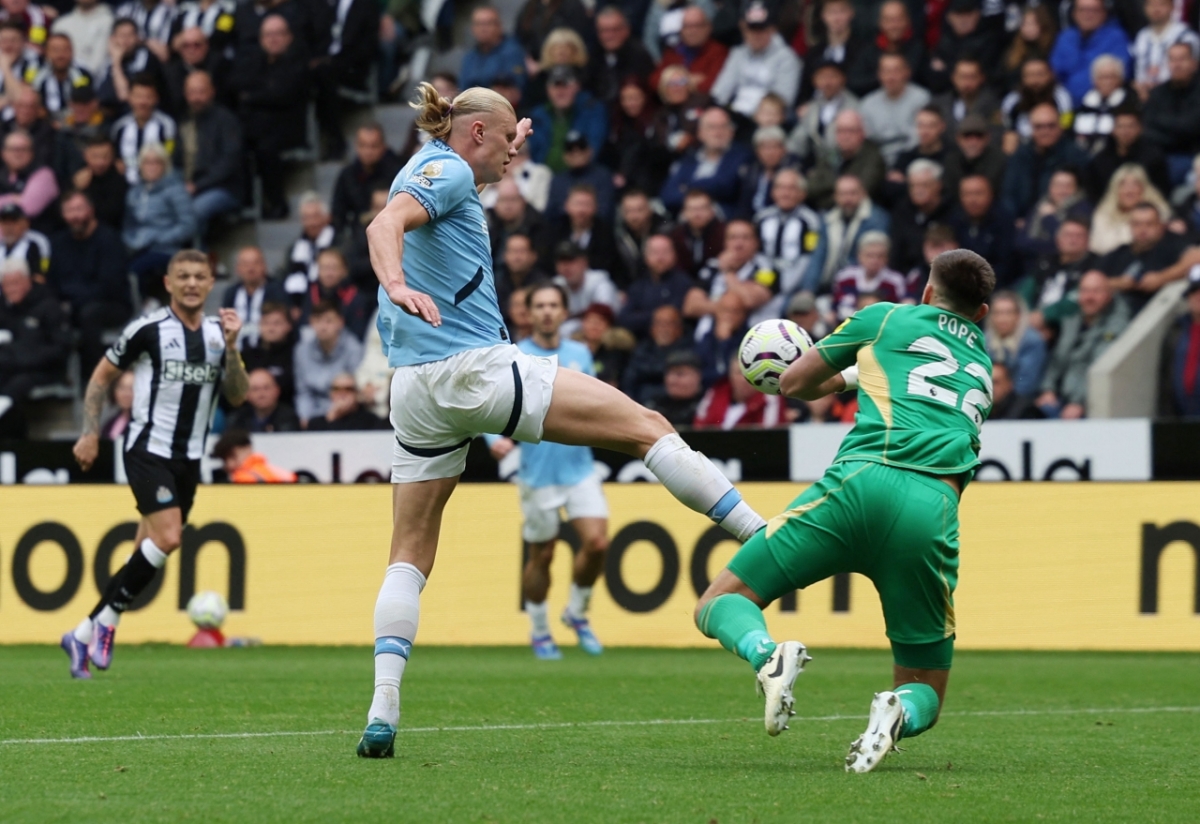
[186,590,229,629]
[738,319,814,395]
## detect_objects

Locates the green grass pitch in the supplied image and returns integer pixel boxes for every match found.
[1,645,1197,823]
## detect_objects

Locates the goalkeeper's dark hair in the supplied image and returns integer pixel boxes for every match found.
[929,249,995,315]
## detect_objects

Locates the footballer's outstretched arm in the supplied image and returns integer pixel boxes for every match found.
[366,192,438,325]
[780,347,850,401]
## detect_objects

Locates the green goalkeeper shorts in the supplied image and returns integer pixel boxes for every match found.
[729,460,959,654]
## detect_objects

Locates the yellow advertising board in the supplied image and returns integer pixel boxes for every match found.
[0,483,1197,649]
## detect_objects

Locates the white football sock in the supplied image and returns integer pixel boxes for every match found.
[642,434,767,541]
[72,616,93,644]
[96,605,121,628]
[139,538,169,568]
[525,600,550,636]
[368,562,425,727]
[565,584,592,619]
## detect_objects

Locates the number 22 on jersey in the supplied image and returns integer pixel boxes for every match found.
[906,336,993,432]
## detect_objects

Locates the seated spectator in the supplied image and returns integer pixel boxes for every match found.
[660,105,750,216]
[814,174,890,293]
[800,0,872,99]
[72,135,126,229]
[710,1,800,123]
[1132,0,1200,101]
[283,192,336,300]
[0,129,58,227]
[343,187,386,292]
[1036,270,1129,418]
[311,0,376,160]
[101,369,135,439]
[1171,155,1200,237]
[1001,102,1090,220]
[0,23,37,110]
[230,14,308,220]
[46,191,130,369]
[545,130,615,221]
[985,291,1046,399]
[650,6,728,96]
[293,300,364,425]
[573,302,633,386]
[164,26,231,119]
[1016,168,1092,267]
[515,0,591,74]
[52,0,114,77]
[211,430,297,483]
[932,59,1001,140]
[737,125,799,219]
[225,367,300,433]
[613,188,670,287]
[786,59,858,167]
[523,26,587,112]
[694,352,786,428]
[942,113,1007,203]
[96,17,166,111]
[460,5,528,93]
[111,73,177,185]
[859,0,927,98]
[832,231,907,319]
[1001,58,1074,148]
[652,64,710,166]
[604,77,669,196]
[927,0,1000,95]
[0,0,50,55]
[552,184,622,284]
[115,0,175,62]
[785,290,831,342]
[0,257,68,437]
[1074,56,1131,156]
[589,7,654,106]
[0,203,46,275]
[989,362,1045,419]
[301,248,370,340]
[1086,103,1170,202]
[1002,7,1058,92]
[685,219,778,340]
[551,240,618,335]
[306,372,388,431]
[31,34,94,123]
[617,234,693,337]
[886,104,953,203]
[1022,217,1098,336]
[754,168,823,298]
[2,87,66,176]
[1089,163,1170,255]
[1101,201,1189,314]
[889,158,952,277]
[355,308,393,420]
[670,188,725,277]
[1163,270,1200,415]
[62,86,109,148]
[905,222,960,297]
[122,142,195,301]
[332,123,403,235]
[860,53,931,169]
[1143,42,1200,184]
[179,70,242,239]
[806,110,885,210]
[479,139,552,213]
[622,303,692,401]
[242,300,296,403]
[529,65,607,173]
[645,347,704,425]
[1049,0,1131,107]
[222,246,286,348]
[495,232,550,328]
[951,175,1017,286]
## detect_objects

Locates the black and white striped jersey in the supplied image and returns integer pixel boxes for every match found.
[0,228,51,275]
[111,109,177,184]
[114,0,176,44]
[31,62,94,114]
[754,203,823,295]
[106,308,227,461]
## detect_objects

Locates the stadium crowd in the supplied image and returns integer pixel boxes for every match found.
[5,0,1200,439]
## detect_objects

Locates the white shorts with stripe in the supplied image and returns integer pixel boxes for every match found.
[518,473,609,542]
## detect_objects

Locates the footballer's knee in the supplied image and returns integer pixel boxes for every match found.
[582,531,609,557]
[151,525,183,551]
[632,407,673,455]
[527,541,555,568]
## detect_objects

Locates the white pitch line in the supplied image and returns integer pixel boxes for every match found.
[3,705,1198,747]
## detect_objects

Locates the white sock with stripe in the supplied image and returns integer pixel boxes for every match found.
[643,434,766,541]
[368,562,425,727]
[525,600,550,636]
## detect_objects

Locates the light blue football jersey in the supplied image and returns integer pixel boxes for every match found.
[377,139,508,367]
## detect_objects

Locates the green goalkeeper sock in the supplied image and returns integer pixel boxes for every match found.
[896,683,940,739]
[696,593,776,671]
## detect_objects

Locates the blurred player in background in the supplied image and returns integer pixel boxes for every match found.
[694,249,995,773]
[357,83,766,758]
[63,251,248,679]
[488,283,608,660]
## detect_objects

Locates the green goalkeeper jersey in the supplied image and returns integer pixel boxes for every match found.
[815,302,994,481]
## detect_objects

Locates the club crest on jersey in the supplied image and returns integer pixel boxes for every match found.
[155,486,173,504]
[207,338,224,353]
[421,161,444,178]
[164,360,221,384]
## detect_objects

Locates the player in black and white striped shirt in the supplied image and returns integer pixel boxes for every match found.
[61,250,248,679]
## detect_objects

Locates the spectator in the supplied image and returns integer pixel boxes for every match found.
[1090,163,1170,255]
[643,0,719,62]
[644,347,704,425]
[1074,55,1132,155]
[225,367,300,433]
[515,0,592,63]
[3,86,61,175]
[0,257,68,436]
[0,202,45,277]
[169,1,238,62]
[1164,270,1200,415]
[508,286,534,342]
[786,59,859,166]
[222,246,286,349]
[0,23,37,109]
[861,1,927,96]
[685,219,778,341]
[354,307,392,421]
[1143,42,1200,183]
[545,130,615,221]
[603,77,668,195]
[306,372,388,431]
[622,303,690,401]
[671,187,724,277]
[554,184,623,285]
[886,105,952,201]
[97,18,165,110]
[242,300,296,404]
[1001,102,1090,220]
[889,158,952,276]
[589,6,654,105]
[0,128,58,226]
[480,138,552,213]
[301,248,370,340]
[985,290,1047,399]
[525,26,587,111]
[932,58,1001,138]
[710,1,801,122]
[114,0,175,61]
[211,430,297,483]
[331,123,403,235]
[943,113,1006,199]
[813,174,890,293]
[573,302,632,386]
[1132,0,1200,101]
[231,14,308,220]
[1102,201,1189,314]
[496,231,550,330]
[487,179,547,267]
[100,369,135,440]
[806,109,885,210]
[293,300,363,425]
[832,230,907,319]
[927,0,1000,95]
[989,362,1045,419]
[1001,58,1075,148]
[1036,270,1129,418]
[343,187,385,291]
[528,65,607,173]
[613,188,670,284]
[179,70,242,239]
[311,0,376,160]
[122,142,195,301]
[1002,6,1058,92]
[1086,103,1170,202]
[618,233,693,337]
[951,175,1017,286]
[0,0,50,54]
[737,125,799,219]
[754,168,823,299]
[905,222,960,297]
[164,26,231,119]
[660,106,750,216]
[71,135,126,229]
[694,352,786,428]
[46,191,129,369]
[62,86,109,148]
[785,290,831,342]
[461,5,528,92]
[1022,217,1098,335]
[860,53,932,169]
[652,64,709,165]
[281,191,335,301]
[1049,0,1131,106]
[552,240,618,335]
[801,0,872,98]
[1172,154,1200,237]
[111,73,176,185]
[650,5,727,96]
[52,0,114,76]
[1016,168,1093,268]
[31,34,94,122]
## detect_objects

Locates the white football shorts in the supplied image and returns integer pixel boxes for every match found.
[519,473,609,543]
